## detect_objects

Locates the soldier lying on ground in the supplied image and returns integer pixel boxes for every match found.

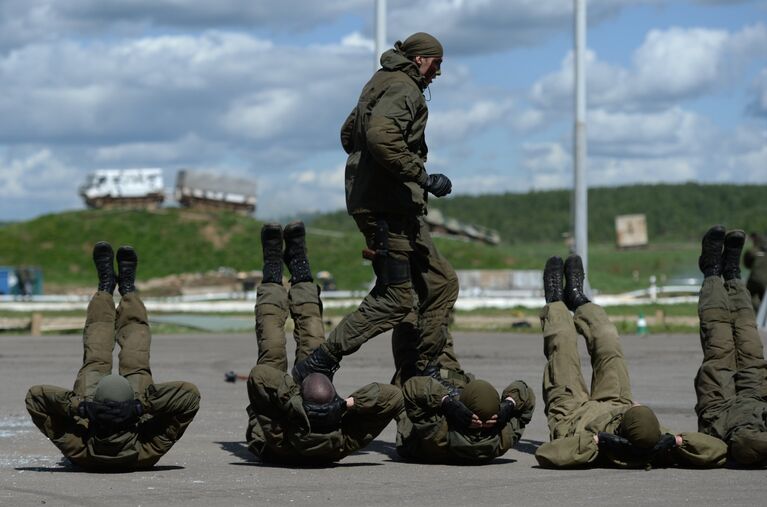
[25,243,200,470]
[534,254,727,469]
[396,371,535,464]
[245,222,403,465]
[695,225,767,467]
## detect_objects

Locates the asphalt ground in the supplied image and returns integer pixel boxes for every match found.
[1,328,766,507]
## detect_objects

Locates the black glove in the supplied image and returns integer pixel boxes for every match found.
[651,433,677,455]
[424,173,452,197]
[94,400,142,426]
[303,396,347,432]
[496,399,518,427]
[596,432,634,454]
[78,400,108,421]
[441,396,474,431]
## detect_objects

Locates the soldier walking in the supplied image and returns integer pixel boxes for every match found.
[293,32,458,385]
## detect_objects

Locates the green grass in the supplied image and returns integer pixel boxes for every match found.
[0,207,709,294]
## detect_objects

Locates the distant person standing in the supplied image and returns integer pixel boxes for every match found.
[293,33,460,384]
[744,232,767,313]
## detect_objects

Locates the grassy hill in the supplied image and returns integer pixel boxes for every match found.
[0,208,526,291]
[1,182,763,293]
[309,183,767,243]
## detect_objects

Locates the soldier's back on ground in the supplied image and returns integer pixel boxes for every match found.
[535,255,726,469]
[245,223,403,465]
[25,243,200,470]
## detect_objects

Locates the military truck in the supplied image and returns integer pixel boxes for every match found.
[79,168,165,209]
[175,169,257,215]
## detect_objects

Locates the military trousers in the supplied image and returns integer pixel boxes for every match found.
[541,302,633,439]
[255,281,324,372]
[695,277,767,465]
[322,213,460,376]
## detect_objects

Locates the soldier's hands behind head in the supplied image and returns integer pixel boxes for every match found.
[303,395,347,432]
[78,400,141,427]
[441,396,475,431]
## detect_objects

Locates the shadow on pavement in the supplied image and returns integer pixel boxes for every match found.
[515,438,543,455]
[217,440,383,468]
[352,439,398,460]
[15,461,185,473]
[217,441,256,462]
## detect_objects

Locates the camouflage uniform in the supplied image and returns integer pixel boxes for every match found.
[535,301,726,468]
[320,47,459,378]
[695,276,767,465]
[246,282,403,464]
[25,292,201,470]
[396,373,535,464]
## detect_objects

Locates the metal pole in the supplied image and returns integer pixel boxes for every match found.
[375,0,387,71]
[574,0,589,283]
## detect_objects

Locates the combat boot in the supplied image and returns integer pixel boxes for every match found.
[93,241,116,294]
[283,221,313,284]
[563,254,590,311]
[543,256,564,303]
[116,246,138,295]
[722,229,746,280]
[699,225,725,278]
[292,346,340,383]
[261,223,283,284]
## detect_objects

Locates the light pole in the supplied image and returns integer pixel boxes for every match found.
[573,0,589,285]
[375,0,387,70]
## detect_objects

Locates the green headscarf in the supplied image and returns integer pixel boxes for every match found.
[395,32,443,58]
[619,405,661,449]
[460,379,499,421]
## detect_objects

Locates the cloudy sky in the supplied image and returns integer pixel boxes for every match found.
[0,0,765,221]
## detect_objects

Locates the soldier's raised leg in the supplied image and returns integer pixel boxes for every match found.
[283,221,325,363]
[724,232,767,398]
[114,246,154,397]
[540,256,589,438]
[694,226,738,437]
[73,242,118,398]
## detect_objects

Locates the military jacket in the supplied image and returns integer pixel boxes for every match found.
[341,48,431,216]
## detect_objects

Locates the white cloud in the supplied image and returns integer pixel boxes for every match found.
[719,125,767,182]
[531,24,767,112]
[588,107,716,158]
[0,149,80,199]
[260,165,347,216]
[428,99,514,143]
[0,1,662,54]
[521,142,571,189]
